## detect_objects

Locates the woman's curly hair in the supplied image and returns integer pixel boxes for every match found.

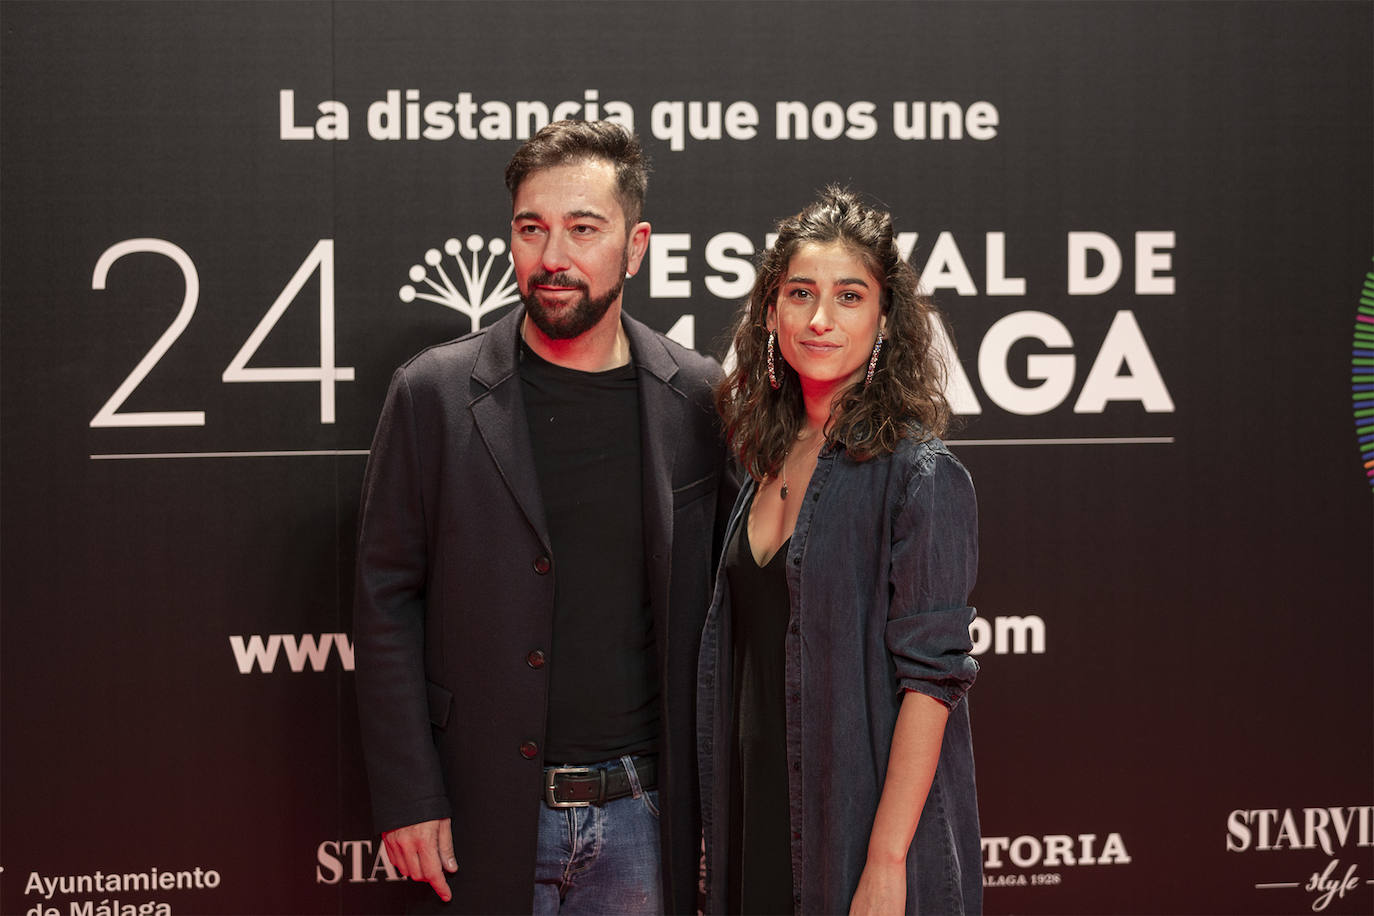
[716,187,954,481]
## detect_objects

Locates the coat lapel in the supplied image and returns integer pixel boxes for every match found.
[469,307,550,551]
[467,309,683,590]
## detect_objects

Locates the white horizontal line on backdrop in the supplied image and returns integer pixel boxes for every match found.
[948,437,1175,446]
[89,437,1175,460]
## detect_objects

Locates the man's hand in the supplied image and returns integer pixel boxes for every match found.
[382,818,457,903]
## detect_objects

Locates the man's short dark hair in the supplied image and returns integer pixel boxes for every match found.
[504,120,649,227]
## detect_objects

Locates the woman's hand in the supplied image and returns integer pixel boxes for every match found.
[851,690,950,915]
[849,858,907,915]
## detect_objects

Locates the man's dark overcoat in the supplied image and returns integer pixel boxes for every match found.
[354,306,733,914]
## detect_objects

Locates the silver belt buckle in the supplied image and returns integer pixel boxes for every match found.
[545,765,598,808]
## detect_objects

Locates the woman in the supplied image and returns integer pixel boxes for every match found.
[697,188,981,914]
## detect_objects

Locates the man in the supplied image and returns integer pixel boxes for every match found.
[354,120,733,914]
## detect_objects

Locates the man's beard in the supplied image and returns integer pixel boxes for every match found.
[521,252,629,341]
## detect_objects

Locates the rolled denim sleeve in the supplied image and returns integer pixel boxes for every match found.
[884,445,980,708]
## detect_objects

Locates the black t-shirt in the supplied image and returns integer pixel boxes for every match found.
[519,339,659,763]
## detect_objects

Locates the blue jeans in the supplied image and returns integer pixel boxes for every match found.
[533,755,663,914]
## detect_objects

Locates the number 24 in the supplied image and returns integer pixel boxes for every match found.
[90,238,353,427]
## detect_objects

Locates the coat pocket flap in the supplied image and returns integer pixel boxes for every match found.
[672,471,716,508]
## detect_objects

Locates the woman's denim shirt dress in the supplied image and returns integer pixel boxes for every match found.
[697,435,982,914]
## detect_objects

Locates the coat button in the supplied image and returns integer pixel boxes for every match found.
[533,555,551,574]
[519,741,539,759]
[527,650,546,669]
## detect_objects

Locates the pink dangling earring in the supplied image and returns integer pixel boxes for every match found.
[767,330,781,389]
[864,330,884,388]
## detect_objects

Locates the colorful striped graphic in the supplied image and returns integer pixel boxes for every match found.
[1355,258,1374,488]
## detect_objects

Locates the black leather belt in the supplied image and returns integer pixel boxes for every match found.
[544,756,657,808]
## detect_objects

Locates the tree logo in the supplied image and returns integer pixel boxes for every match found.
[399,234,521,333]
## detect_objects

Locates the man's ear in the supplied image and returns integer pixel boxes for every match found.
[625,221,651,277]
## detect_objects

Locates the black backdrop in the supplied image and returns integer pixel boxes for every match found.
[3,2,1371,914]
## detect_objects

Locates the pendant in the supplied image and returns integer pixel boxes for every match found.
[780,482,789,500]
